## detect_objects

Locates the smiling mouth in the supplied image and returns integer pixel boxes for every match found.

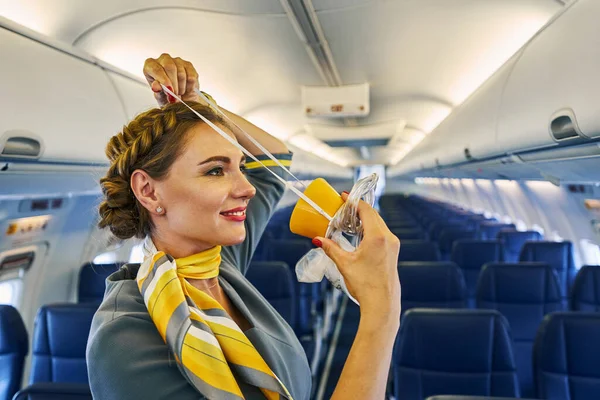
[220,208,247,221]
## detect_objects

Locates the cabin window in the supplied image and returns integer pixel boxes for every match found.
[129,241,145,263]
[0,279,22,306]
[580,239,600,266]
[93,251,118,264]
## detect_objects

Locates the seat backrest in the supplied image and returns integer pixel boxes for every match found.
[479,223,516,240]
[30,304,97,384]
[439,230,479,260]
[13,383,92,400]
[391,228,427,240]
[497,231,543,262]
[398,241,441,262]
[426,396,526,400]
[246,262,296,329]
[0,305,28,400]
[394,309,519,400]
[476,263,565,397]
[397,262,466,314]
[570,265,600,311]
[451,240,503,299]
[534,312,600,400]
[519,241,576,297]
[266,240,316,335]
[77,263,121,304]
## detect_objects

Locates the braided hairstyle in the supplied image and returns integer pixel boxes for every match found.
[98,102,227,239]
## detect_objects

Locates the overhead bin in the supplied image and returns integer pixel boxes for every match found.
[0,27,126,165]
[105,72,156,120]
[497,0,600,153]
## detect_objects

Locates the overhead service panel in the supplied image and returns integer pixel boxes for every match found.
[302,83,370,118]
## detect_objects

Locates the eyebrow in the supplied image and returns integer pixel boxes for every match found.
[198,155,246,166]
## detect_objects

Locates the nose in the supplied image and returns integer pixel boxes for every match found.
[232,173,256,200]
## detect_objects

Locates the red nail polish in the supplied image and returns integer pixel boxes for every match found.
[342,191,349,195]
[166,86,176,103]
[312,238,322,248]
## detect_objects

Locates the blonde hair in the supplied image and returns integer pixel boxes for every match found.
[98,102,227,239]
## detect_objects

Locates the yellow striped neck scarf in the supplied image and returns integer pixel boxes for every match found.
[138,237,293,400]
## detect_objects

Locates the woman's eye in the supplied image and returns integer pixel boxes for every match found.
[206,167,224,176]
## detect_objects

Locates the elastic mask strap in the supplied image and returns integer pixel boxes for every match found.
[195,89,305,186]
[161,85,333,222]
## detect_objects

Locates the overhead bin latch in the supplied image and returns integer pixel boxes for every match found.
[0,130,44,160]
[549,108,587,142]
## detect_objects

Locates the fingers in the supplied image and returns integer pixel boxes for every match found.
[157,53,179,95]
[181,60,200,102]
[173,57,187,96]
[355,198,388,238]
[314,236,349,268]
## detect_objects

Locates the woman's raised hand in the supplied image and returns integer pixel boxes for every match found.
[143,54,202,107]
[315,193,401,321]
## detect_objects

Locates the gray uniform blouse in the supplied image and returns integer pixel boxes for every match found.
[86,153,312,400]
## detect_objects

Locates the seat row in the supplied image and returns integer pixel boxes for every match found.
[393,308,600,400]
[398,261,600,397]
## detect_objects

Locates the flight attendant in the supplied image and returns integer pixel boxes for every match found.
[87,53,401,400]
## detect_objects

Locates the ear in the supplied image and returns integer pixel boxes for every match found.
[131,169,162,215]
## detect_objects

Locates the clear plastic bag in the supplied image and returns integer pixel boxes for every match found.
[295,173,379,305]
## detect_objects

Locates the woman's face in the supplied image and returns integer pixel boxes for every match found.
[151,122,256,255]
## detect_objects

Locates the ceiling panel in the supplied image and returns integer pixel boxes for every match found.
[0,0,285,43]
[74,8,322,114]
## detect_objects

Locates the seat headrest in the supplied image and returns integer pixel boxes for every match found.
[497,231,543,253]
[451,240,503,269]
[571,265,600,311]
[247,262,294,299]
[397,262,466,303]
[398,241,441,262]
[78,263,122,304]
[13,383,92,400]
[0,305,28,355]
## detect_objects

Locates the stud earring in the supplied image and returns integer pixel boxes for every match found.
[156,206,163,214]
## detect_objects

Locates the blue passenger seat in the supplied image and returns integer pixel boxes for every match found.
[29,304,97,384]
[393,309,519,399]
[478,222,516,240]
[246,261,296,329]
[397,262,466,315]
[476,263,565,397]
[438,230,479,261]
[519,241,576,297]
[570,265,600,311]
[12,383,92,400]
[497,231,543,262]
[534,312,600,400]
[397,241,441,262]
[451,240,503,305]
[78,263,121,305]
[0,305,28,400]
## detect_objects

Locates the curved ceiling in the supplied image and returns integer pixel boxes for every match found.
[0,0,565,167]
